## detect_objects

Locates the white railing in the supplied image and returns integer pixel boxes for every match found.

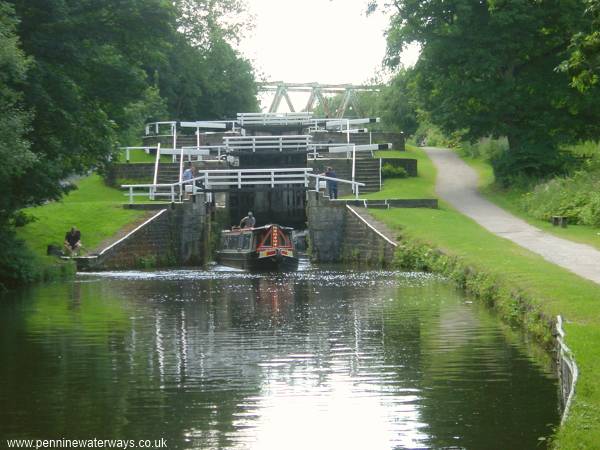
[145,120,234,135]
[180,145,225,159]
[308,173,365,198]
[122,168,366,203]
[120,145,225,162]
[144,121,177,137]
[224,135,311,152]
[123,168,313,204]
[144,117,380,137]
[237,112,313,127]
[120,146,155,162]
[556,315,578,424]
[153,143,161,187]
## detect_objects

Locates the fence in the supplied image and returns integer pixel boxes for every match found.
[121,168,365,203]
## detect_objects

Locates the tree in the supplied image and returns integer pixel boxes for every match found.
[0,1,36,286]
[0,0,258,287]
[158,34,257,119]
[562,0,600,91]
[376,0,600,183]
[9,0,176,203]
[158,0,258,119]
[380,69,419,136]
[175,0,251,50]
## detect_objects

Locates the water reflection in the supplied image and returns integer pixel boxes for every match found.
[0,268,559,449]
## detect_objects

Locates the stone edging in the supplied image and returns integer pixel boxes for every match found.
[98,209,168,256]
[346,205,398,248]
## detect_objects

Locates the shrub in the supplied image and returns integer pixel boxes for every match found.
[0,228,38,290]
[457,137,509,160]
[381,163,408,178]
[520,169,600,226]
[412,122,449,147]
[491,143,573,187]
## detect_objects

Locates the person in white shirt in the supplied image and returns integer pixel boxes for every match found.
[240,211,256,228]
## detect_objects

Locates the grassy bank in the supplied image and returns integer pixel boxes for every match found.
[458,153,600,252]
[115,148,171,163]
[17,174,146,279]
[368,151,600,447]
[366,146,437,199]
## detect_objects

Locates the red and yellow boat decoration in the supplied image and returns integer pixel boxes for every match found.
[217,224,299,271]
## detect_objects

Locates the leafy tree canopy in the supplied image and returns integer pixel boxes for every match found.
[561,0,600,90]
[0,0,258,286]
[0,1,37,286]
[373,0,600,182]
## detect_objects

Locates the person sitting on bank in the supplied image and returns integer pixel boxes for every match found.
[240,211,256,228]
[64,227,82,256]
[324,166,338,199]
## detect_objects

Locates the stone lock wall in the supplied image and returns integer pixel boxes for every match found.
[341,208,396,265]
[306,192,396,266]
[78,195,209,271]
[306,191,347,262]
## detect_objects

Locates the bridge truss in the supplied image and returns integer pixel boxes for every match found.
[258,82,381,118]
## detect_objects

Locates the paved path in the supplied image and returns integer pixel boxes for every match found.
[422,147,600,284]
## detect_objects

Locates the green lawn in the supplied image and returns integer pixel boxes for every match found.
[459,153,600,251]
[362,146,437,199]
[114,148,171,163]
[370,153,600,448]
[18,175,146,260]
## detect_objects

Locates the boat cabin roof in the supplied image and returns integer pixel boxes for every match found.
[222,224,294,235]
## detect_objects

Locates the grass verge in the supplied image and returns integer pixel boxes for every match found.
[364,146,437,199]
[17,174,147,279]
[114,149,171,163]
[458,152,600,251]
[369,169,600,448]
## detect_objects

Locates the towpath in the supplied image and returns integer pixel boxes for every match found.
[422,147,600,285]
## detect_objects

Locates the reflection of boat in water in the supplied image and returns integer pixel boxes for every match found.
[216,224,299,271]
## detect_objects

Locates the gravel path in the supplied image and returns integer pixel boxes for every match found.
[422,147,600,284]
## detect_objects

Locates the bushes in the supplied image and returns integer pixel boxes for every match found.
[457,137,508,160]
[0,228,38,290]
[381,163,408,179]
[521,169,600,226]
[491,144,575,187]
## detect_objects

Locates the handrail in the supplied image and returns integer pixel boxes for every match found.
[224,135,312,153]
[152,143,161,201]
[307,173,365,200]
[145,120,237,137]
[352,144,356,188]
[121,167,365,203]
[237,112,313,127]
[556,315,578,424]
[120,146,155,162]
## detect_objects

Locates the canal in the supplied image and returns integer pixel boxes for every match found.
[0,264,559,449]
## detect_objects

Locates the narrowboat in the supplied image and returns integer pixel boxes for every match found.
[216,224,299,271]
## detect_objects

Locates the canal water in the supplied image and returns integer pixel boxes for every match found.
[0,264,559,449]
